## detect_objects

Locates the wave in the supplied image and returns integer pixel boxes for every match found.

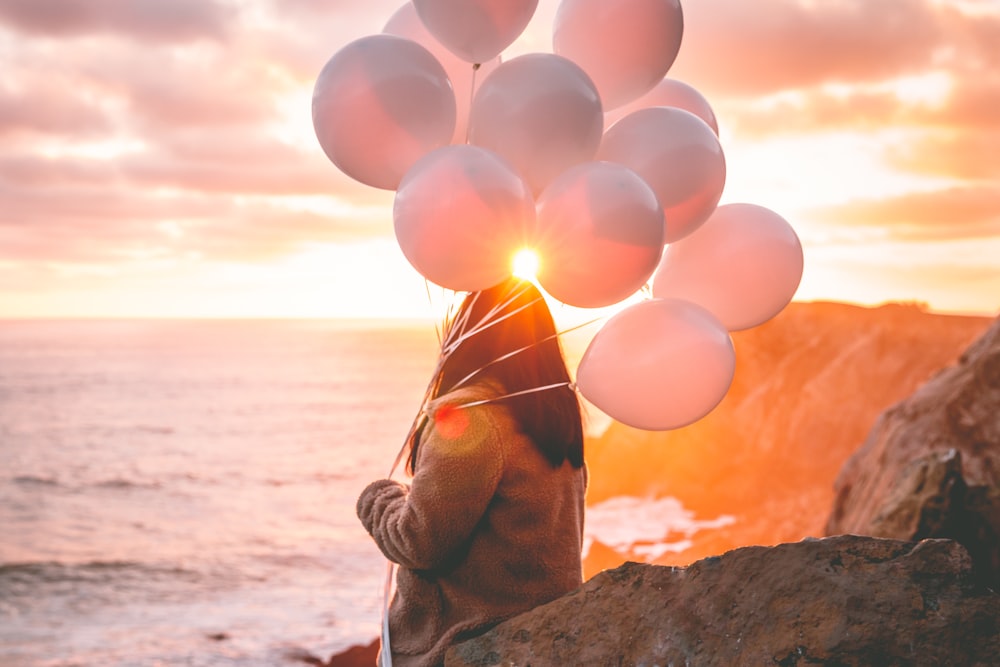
[93,478,162,491]
[0,560,218,619]
[11,475,59,486]
[8,475,165,492]
[0,559,202,585]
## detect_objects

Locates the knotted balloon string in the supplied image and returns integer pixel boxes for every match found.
[465,63,481,145]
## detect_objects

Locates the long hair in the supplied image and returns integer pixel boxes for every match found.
[407,278,584,473]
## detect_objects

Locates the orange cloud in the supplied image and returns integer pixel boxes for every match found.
[670,0,950,97]
[885,130,1000,180]
[809,186,1000,241]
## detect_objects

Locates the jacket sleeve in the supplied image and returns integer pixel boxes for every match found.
[356,400,505,571]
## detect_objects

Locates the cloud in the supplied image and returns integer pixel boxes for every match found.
[117,135,336,195]
[720,89,904,137]
[670,0,947,97]
[809,186,1000,241]
[887,130,1000,180]
[0,190,389,265]
[1,0,996,316]
[0,142,393,266]
[0,78,113,138]
[717,75,1000,140]
[0,0,236,42]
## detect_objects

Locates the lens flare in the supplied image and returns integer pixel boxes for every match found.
[511,248,540,281]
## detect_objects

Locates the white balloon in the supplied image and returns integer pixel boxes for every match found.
[605,77,719,135]
[535,161,664,308]
[553,0,683,110]
[312,34,456,190]
[652,203,804,331]
[470,53,603,195]
[394,145,535,292]
[383,3,500,145]
[576,298,736,430]
[413,0,538,63]
[599,106,725,242]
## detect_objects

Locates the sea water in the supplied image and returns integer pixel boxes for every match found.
[0,319,440,666]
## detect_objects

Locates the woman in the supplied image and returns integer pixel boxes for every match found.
[356,277,587,667]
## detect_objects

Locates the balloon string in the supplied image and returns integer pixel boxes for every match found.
[447,312,605,393]
[458,381,572,408]
[425,280,444,348]
[441,284,535,357]
[381,561,396,667]
[465,63,481,145]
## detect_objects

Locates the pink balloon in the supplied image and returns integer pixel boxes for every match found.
[553,0,683,110]
[599,107,725,243]
[413,0,538,63]
[535,161,664,308]
[383,3,500,145]
[576,298,735,430]
[394,145,535,292]
[605,78,719,135]
[312,34,456,190]
[652,203,804,331]
[470,53,603,195]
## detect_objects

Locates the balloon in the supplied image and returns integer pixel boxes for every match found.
[576,298,735,430]
[383,3,500,145]
[413,0,538,63]
[312,34,456,190]
[652,203,804,331]
[553,0,683,110]
[534,161,664,308]
[394,145,535,292]
[470,53,603,195]
[605,77,719,135]
[599,107,725,243]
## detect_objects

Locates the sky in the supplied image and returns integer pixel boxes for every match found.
[0,0,998,319]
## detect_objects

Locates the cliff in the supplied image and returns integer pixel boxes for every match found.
[826,315,1000,587]
[584,301,994,573]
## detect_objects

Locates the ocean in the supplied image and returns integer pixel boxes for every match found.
[0,318,724,666]
[0,319,441,666]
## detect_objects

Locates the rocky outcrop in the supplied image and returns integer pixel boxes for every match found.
[584,302,994,570]
[305,639,378,667]
[447,535,1000,667]
[826,316,1000,587]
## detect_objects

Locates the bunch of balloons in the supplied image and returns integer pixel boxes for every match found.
[312,0,804,431]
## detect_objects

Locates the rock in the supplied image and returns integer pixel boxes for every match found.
[446,535,1000,667]
[827,316,1000,587]
[584,302,993,567]
[324,639,379,667]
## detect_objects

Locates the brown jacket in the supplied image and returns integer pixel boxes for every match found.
[357,381,586,667]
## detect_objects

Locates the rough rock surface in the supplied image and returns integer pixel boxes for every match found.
[446,535,1000,667]
[584,302,993,571]
[827,316,1000,587]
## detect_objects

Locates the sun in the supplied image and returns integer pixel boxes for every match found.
[511,248,541,281]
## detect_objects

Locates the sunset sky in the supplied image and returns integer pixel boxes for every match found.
[1,0,998,319]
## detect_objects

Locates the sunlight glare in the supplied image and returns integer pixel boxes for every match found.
[511,248,541,281]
